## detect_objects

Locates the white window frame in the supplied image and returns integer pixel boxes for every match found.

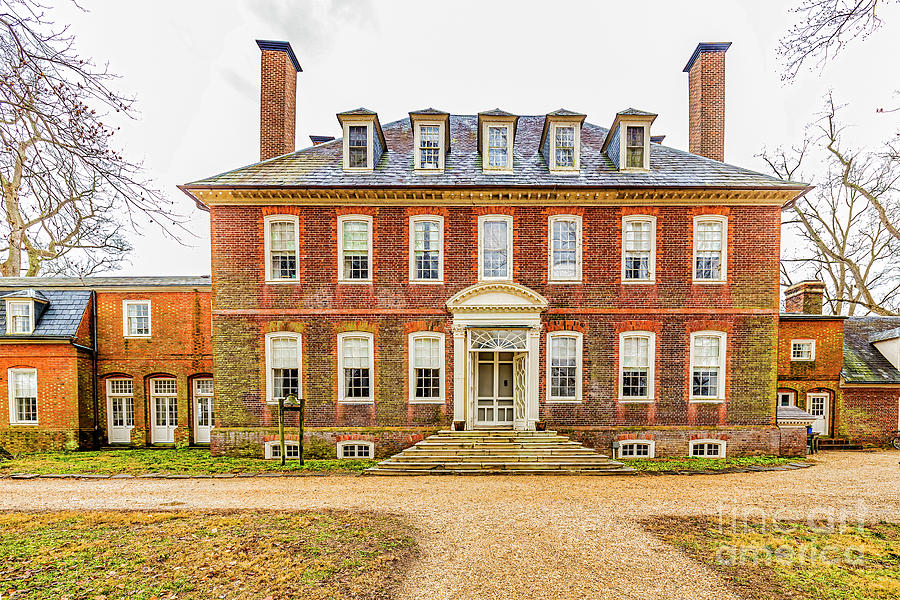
[546,331,583,403]
[478,214,514,281]
[482,122,513,173]
[692,215,728,284]
[689,439,727,458]
[621,215,657,283]
[549,122,580,173]
[618,331,656,403]
[689,330,727,402]
[337,215,374,283]
[408,215,444,283]
[7,367,38,425]
[620,122,650,170]
[106,377,135,430]
[122,300,151,338]
[413,121,445,172]
[791,339,816,361]
[5,300,34,334]
[263,214,300,283]
[337,439,375,459]
[777,390,796,407]
[547,215,582,283]
[338,331,375,404]
[408,331,445,405]
[265,332,302,405]
[617,439,656,459]
[265,439,300,460]
[342,120,374,171]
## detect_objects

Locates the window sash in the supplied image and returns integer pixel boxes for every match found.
[791,342,813,360]
[151,378,176,396]
[12,370,37,422]
[348,125,368,168]
[625,126,645,168]
[481,219,509,278]
[341,220,370,280]
[9,302,31,333]
[621,336,651,398]
[413,219,441,280]
[126,303,150,336]
[550,219,578,279]
[269,220,297,280]
[418,125,441,169]
[695,221,724,280]
[342,336,371,400]
[554,126,575,168]
[550,336,578,398]
[340,443,372,458]
[623,220,652,280]
[487,126,509,168]
[620,443,650,457]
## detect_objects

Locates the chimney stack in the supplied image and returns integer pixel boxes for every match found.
[257,40,302,161]
[784,281,826,315]
[683,42,731,162]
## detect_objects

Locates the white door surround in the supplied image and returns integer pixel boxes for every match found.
[447,282,548,431]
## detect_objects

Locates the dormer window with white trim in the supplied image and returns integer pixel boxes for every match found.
[478,110,517,174]
[6,300,33,334]
[554,126,576,168]
[487,125,510,169]
[418,125,441,169]
[410,110,450,173]
[337,109,386,172]
[625,126,646,169]
[540,110,586,174]
[348,125,368,167]
[600,109,656,171]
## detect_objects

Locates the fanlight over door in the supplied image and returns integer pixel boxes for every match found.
[468,329,529,351]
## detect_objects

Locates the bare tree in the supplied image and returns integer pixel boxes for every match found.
[763,95,900,315]
[0,0,186,277]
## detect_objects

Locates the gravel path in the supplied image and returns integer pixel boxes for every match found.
[1,450,898,600]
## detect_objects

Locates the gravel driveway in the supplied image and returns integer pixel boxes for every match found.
[1,450,898,600]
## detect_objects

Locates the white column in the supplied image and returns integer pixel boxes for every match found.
[526,325,542,430]
[451,324,466,426]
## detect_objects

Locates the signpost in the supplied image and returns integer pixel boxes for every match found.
[277,394,305,466]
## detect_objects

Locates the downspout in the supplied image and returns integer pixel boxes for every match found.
[91,291,99,447]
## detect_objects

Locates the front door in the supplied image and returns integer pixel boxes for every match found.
[475,351,514,427]
[807,393,830,435]
[106,379,134,444]
[193,378,214,444]
[151,378,178,444]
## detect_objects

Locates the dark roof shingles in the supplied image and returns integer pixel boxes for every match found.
[842,317,900,384]
[0,290,91,338]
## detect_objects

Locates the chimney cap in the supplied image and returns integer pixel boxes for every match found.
[683,42,732,72]
[256,39,302,72]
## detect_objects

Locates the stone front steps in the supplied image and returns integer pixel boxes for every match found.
[365,429,635,476]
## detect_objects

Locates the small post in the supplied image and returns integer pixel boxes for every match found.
[278,396,286,467]
[298,396,305,466]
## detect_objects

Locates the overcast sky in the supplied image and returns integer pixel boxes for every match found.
[51,0,900,277]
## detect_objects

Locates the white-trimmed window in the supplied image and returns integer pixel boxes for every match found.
[777,390,796,407]
[338,332,374,404]
[478,215,513,280]
[619,332,655,402]
[338,215,373,282]
[409,216,443,282]
[265,440,300,459]
[107,378,135,428]
[693,216,728,282]
[689,439,727,458]
[550,124,580,172]
[690,331,726,401]
[123,300,151,337]
[622,216,656,282]
[8,368,37,424]
[617,440,656,458]
[415,123,444,171]
[791,339,815,361]
[264,215,299,282]
[337,440,374,459]
[485,124,513,171]
[409,332,444,404]
[265,332,301,404]
[546,332,583,402]
[625,125,648,169]
[5,301,34,334]
[345,123,370,170]
[548,215,581,282]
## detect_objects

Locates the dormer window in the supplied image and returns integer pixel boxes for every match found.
[487,126,510,169]
[418,125,440,169]
[540,110,585,174]
[555,126,575,167]
[600,109,656,172]
[626,126,645,169]
[6,300,33,334]
[348,125,368,168]
[410,109,450,173]
[337,108,386,172]
[478,110,517,174]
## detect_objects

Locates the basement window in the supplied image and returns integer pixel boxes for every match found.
[337,440,374,459]
[265,440,300,459]
[618,440,655,458]
[689,439,726,458]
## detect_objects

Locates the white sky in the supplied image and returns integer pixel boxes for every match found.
[51,0,900,276]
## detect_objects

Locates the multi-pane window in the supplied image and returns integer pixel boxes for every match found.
[151,378,177,427]
[338,442,373,459]
[791,340,814,361]
[690,441,725,458]
[623,217,654,281]
[777,391,795,407]
[340,334,372,403]
[268,335,300,402]
[7,301,32,334]
[554,126,575,168]
[548,334,580,401]
[268,441,300,459]
[691,332,725,400]
[411,334,442,402]
[267,218,298,281]
[348,125,368,168]
[621,334,652,400]
[195,378,214,429]
[549,216,580,281]
[625,125,645,168]
[619,442,653,458]
[107,378,134,428]
[124,301,150,337]
[694,218,726,281]
[340,217,371,281]
[487,125,509,168]
[418,125,441,169]
[480,216,511,279]
[411,217,442,281]
[9,368,37,424]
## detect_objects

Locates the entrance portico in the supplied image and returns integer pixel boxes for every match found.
[446,282,548,431]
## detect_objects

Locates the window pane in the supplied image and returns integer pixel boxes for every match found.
[419,125,440,169]
[13,371,37,422]
[624,220,652,280]
[342,220,370,279]
[482,220,509,278]
[414,220,440,279]
[488,126,508,168]
[269,221,297,279]
[127,303,150,335]
[152,378,176,396]
[415,368,441,398]
[550,336,577,398]
[551,219,578,278]
[10,303,31,333]
[695,221,723,279]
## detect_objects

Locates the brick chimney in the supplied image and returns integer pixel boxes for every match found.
[683,42,731,162]
[784,281,826,315]
[257,40,302,161]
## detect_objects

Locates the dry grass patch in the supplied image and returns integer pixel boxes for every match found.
[645,516,900,600]
[0,510,416,599]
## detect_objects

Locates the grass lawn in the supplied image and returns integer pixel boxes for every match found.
[0,448,377,476]
[623,455,809,472]
[646,516,900,600]
[0,510,415,599]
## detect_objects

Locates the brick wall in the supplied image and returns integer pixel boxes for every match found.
[840,387,900,445]
[688,50,727,161]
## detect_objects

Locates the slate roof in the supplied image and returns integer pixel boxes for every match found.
[1,289,49,303]
[183,115,807,190]
[776,405,816,423]
[842,317,900,384]
[0,289,91,339]
[0,276,211,288]
[870,327,900,344]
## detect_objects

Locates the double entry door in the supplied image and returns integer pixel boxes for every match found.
[475,351,525,428]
